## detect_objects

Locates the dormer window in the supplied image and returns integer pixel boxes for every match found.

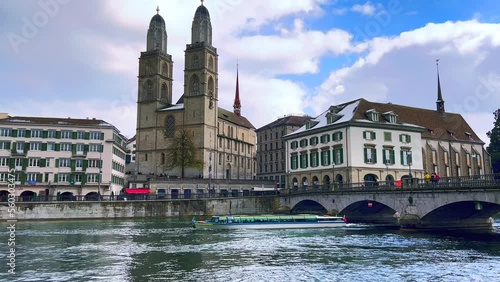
[366,109,379,122]
[326,113,342,125]
[305,120,318,129]
[382,111,397,123]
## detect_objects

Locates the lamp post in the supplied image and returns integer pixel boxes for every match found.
[385,159,390,185]
[208,149,212,197]
[407,151,412,187]
[332,161,335,190]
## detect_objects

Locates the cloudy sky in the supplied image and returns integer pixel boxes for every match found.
[1,0,500,146]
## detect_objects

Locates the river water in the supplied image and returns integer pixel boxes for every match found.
[1,218,499,282]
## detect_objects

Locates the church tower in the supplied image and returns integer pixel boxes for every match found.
[136,7,174,173]
[183,1,219,177]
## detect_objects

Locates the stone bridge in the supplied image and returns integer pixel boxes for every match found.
[279,178,500,231]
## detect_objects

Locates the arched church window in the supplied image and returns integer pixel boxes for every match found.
[208,57,214,71]
[161,153,165,165]
[145,80,153,100]
[165,116,175,137]
[192,55,199,69]
[190,75,200,95]
[162,63,168,76]
[161,83,168,100]
[208,77,214,109]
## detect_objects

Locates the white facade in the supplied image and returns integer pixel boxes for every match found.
[0,115,127,200]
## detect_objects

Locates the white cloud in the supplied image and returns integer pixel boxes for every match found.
[351,2,377,16]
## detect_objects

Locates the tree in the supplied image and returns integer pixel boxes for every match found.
[486,109,500,173]
[163,126,203,178]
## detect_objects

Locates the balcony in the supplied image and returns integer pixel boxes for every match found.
[72,151,86,158]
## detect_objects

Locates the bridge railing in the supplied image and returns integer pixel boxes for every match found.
[285,173,500,194]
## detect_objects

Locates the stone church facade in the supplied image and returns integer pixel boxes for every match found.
[135,4,256,180]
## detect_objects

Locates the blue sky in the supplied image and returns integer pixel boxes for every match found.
[1,0,499,147]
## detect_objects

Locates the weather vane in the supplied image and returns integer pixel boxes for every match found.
[156,5,159,14]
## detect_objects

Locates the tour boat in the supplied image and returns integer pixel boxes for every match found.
[192,214,348,229]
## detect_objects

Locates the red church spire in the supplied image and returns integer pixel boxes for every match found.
[233,63,241,116]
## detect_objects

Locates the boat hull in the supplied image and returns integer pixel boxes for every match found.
[194,220,346,229]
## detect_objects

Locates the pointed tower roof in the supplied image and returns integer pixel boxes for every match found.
[233,64,241,116]
[436,59,445,112]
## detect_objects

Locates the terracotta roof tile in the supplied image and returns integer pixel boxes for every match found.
[218,108,255,129]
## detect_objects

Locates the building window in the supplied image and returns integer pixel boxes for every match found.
[399,134,411,143]
[310,136,319,146]
[290,141,298,149]
[388,115,397,123]
[382,148,395,164]
[0,141,10,150]
[299,139,308,148]
[31,130,43,138]
[321,150,331,166]
[17,129,26,137]
[29,158,40,167]
[291,155,298,170]
[47,142,55,151]
[363,131,376,140]
[87,174,99,183]
[89,144,101,152]
[61,131,71,139]
[77,131,85,139]
[16,142,24,153]
[310,151,319,167]
[89,159,100,168]
[59,159,70,167]
[165,116,175,137]
[364,147,377,164]
[0,128,11,137]
[47,130,56,138]
[0,158,7,166]
[61,143,71,151]
[30,142,41,151]
[400,150,412,166]
[333,147,344,164]
[320,134,330,144]
[300,153,308,168]
[90,132,101,140]
[384,132,392,142]
[58,174,69,182]
[332,131,343,141]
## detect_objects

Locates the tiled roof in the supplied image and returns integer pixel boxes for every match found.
[218,108,255,129]
[0,115,112,127]
[354,99,483,143]
[256,115,311,132]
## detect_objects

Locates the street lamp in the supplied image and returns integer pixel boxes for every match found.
[98,143,102,201]
[407,151,412,187]
[332,161,335,190]
[385,159,390,185]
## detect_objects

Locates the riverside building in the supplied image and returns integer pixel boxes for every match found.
[0,113,127,201]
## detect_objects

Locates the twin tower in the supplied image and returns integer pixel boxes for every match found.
[135,3,256,179]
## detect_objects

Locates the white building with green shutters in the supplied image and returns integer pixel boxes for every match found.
[0,113,127,201]
[284,98,491,188]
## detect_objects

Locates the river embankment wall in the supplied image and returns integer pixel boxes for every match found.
[0,197,280,221]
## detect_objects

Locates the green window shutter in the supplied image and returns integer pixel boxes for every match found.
[382,150,387,163]
[36,174,43,182]
[20,173,27,183]
[400,151,404,164]
[84,145,89,153]
[12,129,17,137]
[372,132,376,139]
[408,135,412,142]
[26,130,31,138]
[362,131,366,139]
[54,174,58,183]
[11,142,16,153]
[56,131,61,139]
[70,159,76,171]
[72,132,77,139]
[391,150,395,164]
[364,148,368,163]
[399,134,403,142]
[339,132,343,140]
[100,133,105,140]
[41,143,47,151]
[71,144,76,154]
[55,144,60,151]
[340,149,344,164]
[55,159,59,168]
[332,149,336,165]
[40,159,46,167]
[22,158,28,170]
[8,158,14,169]
[24,143,29,153]
[81,174,87,185]
[83,160,88,170]
[373,149,377,163]
[42,130,48,138]
[84,132,90,140]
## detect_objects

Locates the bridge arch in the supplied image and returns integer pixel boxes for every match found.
[290,199,327,215]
